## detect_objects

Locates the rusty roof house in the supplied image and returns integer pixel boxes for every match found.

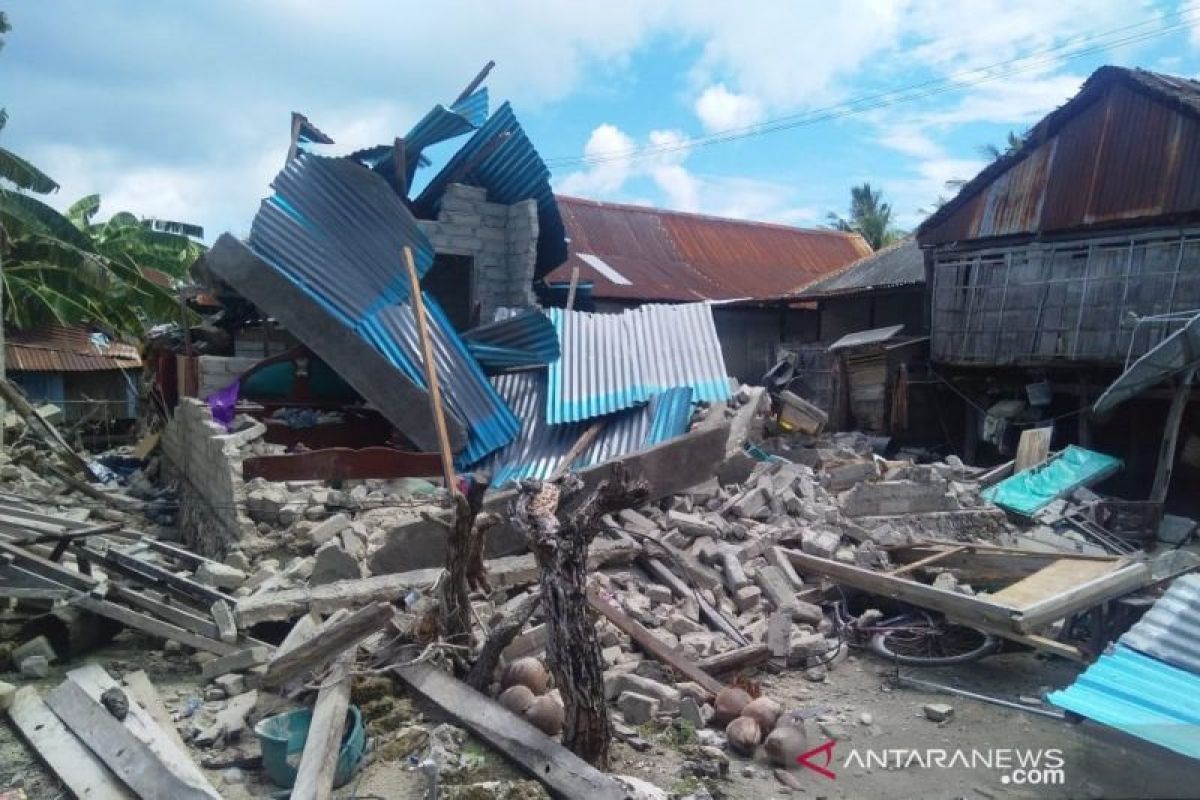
[6,325,141,427]
[543,196,871,382]
[916,65,1200,511]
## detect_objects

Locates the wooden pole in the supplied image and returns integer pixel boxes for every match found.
[403,246,457,493]
[565,264,581,311]
[291,648,354,800]
[453,60,496,105]
[1150,366,1195,506]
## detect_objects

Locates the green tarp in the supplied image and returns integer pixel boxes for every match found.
[982,445,1122,516]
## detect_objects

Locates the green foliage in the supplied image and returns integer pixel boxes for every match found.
[827,182,904,251]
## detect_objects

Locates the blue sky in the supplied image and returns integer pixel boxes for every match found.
[4,1,1200,241]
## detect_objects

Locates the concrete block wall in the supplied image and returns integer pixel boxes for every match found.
[418,183,539,322]
[195,355,262,399]
[162,398,255,557]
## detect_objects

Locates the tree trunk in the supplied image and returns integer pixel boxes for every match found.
[512,468,647,768]
[440,474,490,658]
[465,591,541,691]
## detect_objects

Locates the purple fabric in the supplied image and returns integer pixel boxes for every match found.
[207,379,240,430]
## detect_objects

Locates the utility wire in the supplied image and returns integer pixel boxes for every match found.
[544,6,1200,168]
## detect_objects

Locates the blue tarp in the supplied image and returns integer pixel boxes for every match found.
[981,445,1122,516]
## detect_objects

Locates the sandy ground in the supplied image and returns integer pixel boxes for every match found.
[3,632,1197,800]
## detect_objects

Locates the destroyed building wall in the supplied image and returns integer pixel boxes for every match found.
[162,398,255,556]
[417,183,539,324]
[193,355,262,400]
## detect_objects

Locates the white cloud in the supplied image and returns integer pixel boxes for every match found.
[556,124,637,196]
[694,84,764,132]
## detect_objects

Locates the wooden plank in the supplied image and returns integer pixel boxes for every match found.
[210,600,238,643]
[107,585,226,641]
[888,545,969,578]
[1014,427,1054,473]
[121,670,190,758]
[1015,561,1152,633]
[6,686,136,800]
[236,538,638,625]
[392,661,627,800]
[785,548,1023,630]
[989,558,1120,609]
[47,670,220,800]
[587,586,723,695]
[291,648,354,800]
[259,601,392,689]
[1151,366,1195,505]
[74,595,240,655]
[403,245,456,492]
[200,646,272,681]
[697,644,771,674]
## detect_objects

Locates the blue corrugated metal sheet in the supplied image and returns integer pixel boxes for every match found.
[482,371,694,487]
[1120,574,1200,676]
[646,387,694,447]
[451,88,489,128]
[545,303,730,424]
[414,101,567,278]
[462,309,560,372]
[247,153,517,463]
[1048,644,1200,760]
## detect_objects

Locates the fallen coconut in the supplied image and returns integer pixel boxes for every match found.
[726,715,762,756]
[741,696,782,733]
[498,684,536,715]
[765,723,809,767]
[712,686,752,726]
[502,657,551,695]
[525,694,565,736]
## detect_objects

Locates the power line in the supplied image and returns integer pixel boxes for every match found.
[544,6,1200,168]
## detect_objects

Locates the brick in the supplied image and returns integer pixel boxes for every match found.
[617,691,660,725]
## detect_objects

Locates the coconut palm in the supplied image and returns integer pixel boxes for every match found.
[826,182,902,251]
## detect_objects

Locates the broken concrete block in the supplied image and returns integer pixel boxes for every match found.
[666,615,706,636]
[609,673,681,713]
[765,546,804,589]
[788,633,830,666]
[11,636,56,666]
[923,703,954,722]
[733,585,762,612]
[767,612,792,658]
[618,691,660,725]
[680,696,707,728]
[800,529,841,560]
[727,487,769,519]
[213,673,247,697]
[19,655,49,678]
[309,512,351,547]
[0,681,15,711]
[667,510,720,539]
[822,460,878,492]
[841,479,958,518]
[646,584,674,605]
[932,572,958,592]
[246,486,290,524]
[834,547,857,563]
[196,562,247,590]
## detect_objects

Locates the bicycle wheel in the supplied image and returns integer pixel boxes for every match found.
[868,618,1001,666]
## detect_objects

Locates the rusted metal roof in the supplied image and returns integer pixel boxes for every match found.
[6,325,141,372]
[919,66,1200,246]
[793,238,924,299]
[546,196,871,302]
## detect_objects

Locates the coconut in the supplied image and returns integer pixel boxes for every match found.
[765,723,809,767]
[725,715,762,756]
[498,684,536,714]
[712,686,752,726]
[524,694,565,736]
[741,696,782,733]
[501,657,550,695]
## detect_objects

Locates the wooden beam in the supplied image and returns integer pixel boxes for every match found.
[550,419,605,481]
[587,586,723,695]
[122,670,192,758]
[1150,366,1195,505]
[6,686,136,800]
[391,661,627,800]
[1015,561,1151,633]
[403,245,457,494]
[291,648,354,800]
[453,60,495,105]
[259,602,392,689]
[697,644,770,675]
[888,545,969,577]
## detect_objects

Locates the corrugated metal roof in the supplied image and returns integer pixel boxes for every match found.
[546,303,730,424]
[450,88,489,128]
[246,153,517,463]
[794,238,924,299]
[6,326,141,372]
[1048,644,1200,760]
[544,195,871,302]
[1120,574,1200,675]
[483,370,692,487]
[828,324,906,351]
[414,101,567,279]
[462,309,560,372]
[919,66,1200,246]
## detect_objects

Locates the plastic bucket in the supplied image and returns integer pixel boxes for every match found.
[254,705,366,788]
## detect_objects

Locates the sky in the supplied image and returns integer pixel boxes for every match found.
[3,1,1200,241]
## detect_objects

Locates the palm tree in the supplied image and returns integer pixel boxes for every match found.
[826,182,902,251]
[0,14,203,339]
[977,130,1025,162]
